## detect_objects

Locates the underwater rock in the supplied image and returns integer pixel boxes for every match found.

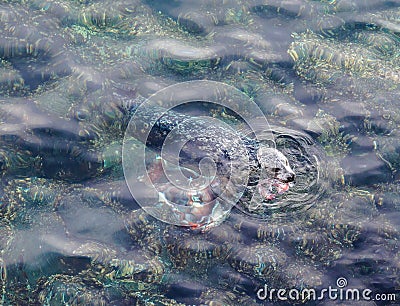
[37,274,117,305]
[199,287,259,306]
[0,100,106,180]
[138,38,222,74]
[322,100,368,134]
[56,189,130,246]
[341,152,393,186]
[347,135,375,154]
[227,242,287,282]
[164,226,229,269]
[177,11,218,34]
[164,278,209,304]
[255,89,305,118]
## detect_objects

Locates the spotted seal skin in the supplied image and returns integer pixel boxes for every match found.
[129,104,296,197]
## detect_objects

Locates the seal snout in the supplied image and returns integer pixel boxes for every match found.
[282,171,296,183]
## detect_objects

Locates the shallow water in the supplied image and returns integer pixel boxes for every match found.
[0,0,400,305]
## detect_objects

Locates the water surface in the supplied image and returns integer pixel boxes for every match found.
[0,0,399,305]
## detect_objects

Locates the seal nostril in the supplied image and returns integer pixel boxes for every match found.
[286,173,295,182]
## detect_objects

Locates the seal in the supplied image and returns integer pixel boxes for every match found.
[130,105,296,204]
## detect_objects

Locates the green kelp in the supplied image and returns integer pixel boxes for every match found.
[1,177,160,304]
[288,27,400,184]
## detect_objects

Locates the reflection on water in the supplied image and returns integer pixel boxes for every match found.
[0,0,399,304]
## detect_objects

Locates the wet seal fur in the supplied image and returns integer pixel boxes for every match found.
[257,146,296,184]
[131,105,296,189]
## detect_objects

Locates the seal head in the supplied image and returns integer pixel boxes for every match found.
[256,146,296,183]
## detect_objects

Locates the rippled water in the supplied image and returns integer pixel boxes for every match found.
[1,0,400,305]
